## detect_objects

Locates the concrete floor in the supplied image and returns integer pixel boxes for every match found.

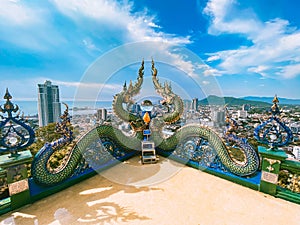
[0,156,299,225]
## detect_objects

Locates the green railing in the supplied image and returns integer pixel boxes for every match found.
[277,158,300,204]
[258,146,300,204]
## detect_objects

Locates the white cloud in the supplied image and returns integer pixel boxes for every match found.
[0,77,123,101]
[280,64,300,79]
[51,79,123,101]
[206,55,220,62]
[203,0,300,79]
[50,0,130,22]
[147,21,161,29]
[203,0,261,36]
[1,0,191,53]
[203,67,222,76]
[248,65,269,77]
[50,0,190,45]
[0,0,40,25]
[82,38,101,52]
[0,1,67,51]
[53,80,121,90]
[168,53,197,78]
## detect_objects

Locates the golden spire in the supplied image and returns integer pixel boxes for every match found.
[4,88,12,100]
[272,94,279,104]
[271,94,280,116]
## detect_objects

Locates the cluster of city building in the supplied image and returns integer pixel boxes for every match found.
[35,81,300,160]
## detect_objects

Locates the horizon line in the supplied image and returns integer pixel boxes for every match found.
[8,95,300,102]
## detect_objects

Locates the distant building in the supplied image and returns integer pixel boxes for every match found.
[293,146,300,160]
[184,100,191,111]
[97,108,107,121]
[212,110,225,126]
[191,98,199,111]
[290,123,300,134]
[238,110,248,118]
[130,103,141,115]
[37,80,61,127]
[242,104,251,111]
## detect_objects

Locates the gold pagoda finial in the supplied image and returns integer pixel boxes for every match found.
[272,94,279,104]
[4,88,12,100]
[271,94,280,116]
[0,89,19,118]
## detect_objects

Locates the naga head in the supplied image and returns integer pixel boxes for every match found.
[151,59,184,124]
[113,59,183,132]
[120,60,144,105]
[152,59,176,104]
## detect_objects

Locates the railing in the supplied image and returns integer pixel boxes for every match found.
[0,150,137,216]
[1,145,300,216]
[258,146,300,204]
[277,158,300,203]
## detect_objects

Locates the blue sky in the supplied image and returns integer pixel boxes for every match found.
[0,0,300,102]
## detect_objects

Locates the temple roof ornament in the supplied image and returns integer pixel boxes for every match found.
[55,102,73,140]
[0,89,35,156]
[0,88,19,118]
[254,95,293,150]
[270,94,280,116]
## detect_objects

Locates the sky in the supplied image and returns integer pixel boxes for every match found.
[0,0,300,102]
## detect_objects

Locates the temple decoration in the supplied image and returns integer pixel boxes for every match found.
[31,59,260,186]
[0,89,34,210]
[0,89,35,157]
[254,95,293,150]
[55,102,73,140]
[222,106,259,166]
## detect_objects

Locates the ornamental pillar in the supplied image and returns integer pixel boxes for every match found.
[0,89,35,210]
[258,146,287,195]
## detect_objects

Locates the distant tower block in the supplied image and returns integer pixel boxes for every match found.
[192,98,199,111]
[37,80,61,127]
[97,108,107,121]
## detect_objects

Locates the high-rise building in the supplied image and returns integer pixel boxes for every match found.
[37,80,61,127]
[97,108,107,121]
[192,98,199,111]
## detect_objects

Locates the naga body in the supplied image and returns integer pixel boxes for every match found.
[32,59,259,186]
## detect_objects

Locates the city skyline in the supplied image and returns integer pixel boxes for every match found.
[1,0,300,101]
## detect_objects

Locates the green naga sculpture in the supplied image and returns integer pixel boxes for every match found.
[31,59,259,186]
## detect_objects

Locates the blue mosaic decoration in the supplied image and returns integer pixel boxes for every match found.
[169,107,259,176]
[173,135,225,170]
[254,95,293,149]
[223,106,252,150]
[31,103,135,186]
[0,89,35,156]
